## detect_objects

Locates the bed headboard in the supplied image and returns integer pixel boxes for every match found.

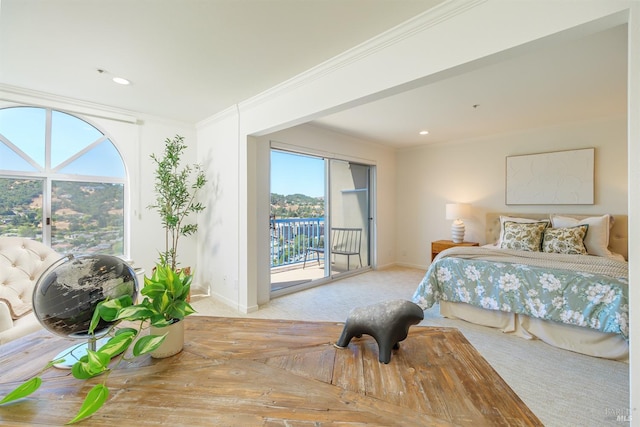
[486,213,628,260]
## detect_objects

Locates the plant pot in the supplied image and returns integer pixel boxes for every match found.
[150,320,184,358]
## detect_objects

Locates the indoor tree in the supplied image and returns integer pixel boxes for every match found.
[148,135,207,270]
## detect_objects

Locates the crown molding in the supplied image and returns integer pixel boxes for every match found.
[0,83,140,124]
[196,103,240,129]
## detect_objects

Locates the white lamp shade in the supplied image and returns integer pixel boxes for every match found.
[445,203,471,220]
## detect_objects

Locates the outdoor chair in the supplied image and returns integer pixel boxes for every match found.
[303,227,362,271]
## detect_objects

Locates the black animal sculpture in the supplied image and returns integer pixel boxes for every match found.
[335,299,424,364]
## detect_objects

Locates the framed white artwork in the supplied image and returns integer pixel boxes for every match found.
[505,148,594,205]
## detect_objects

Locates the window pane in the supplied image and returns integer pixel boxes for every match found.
[0,107,46,167]
[0,141,38,172]
[51,110,103,168]
[51,181,124,256]
[57,139,125,178]
[0,178,44,240]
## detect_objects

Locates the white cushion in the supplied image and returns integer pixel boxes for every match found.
[0,237,61,319]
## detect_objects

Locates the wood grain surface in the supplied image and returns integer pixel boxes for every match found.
[0,316,542,426]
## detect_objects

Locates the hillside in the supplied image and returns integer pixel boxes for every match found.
[270,193,324,218]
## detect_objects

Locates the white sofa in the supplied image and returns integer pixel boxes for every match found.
[0,237,62,345]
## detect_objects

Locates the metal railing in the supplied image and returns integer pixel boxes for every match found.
[270,217,324,268]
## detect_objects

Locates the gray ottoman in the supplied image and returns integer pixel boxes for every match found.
[335,299,424,364]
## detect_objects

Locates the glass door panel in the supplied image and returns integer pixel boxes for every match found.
[270,150,327,291]
[329,160,370,277]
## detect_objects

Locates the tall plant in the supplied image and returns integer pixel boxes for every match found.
[148,135,206,270]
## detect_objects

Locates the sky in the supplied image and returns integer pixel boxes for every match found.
[0,107,125,178]
[270,150,324,197]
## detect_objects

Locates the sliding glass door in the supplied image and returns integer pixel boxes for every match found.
[270,149,371,293]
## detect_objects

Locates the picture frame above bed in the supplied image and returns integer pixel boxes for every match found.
[505,148,594,205]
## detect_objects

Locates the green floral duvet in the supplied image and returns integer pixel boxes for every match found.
[412,247,629,340]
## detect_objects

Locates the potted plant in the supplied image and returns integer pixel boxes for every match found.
[0,263,196,424]
[141,263,196,358]
[146,134,206,355]
[148,134,207,271]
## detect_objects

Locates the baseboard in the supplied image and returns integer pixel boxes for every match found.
[208,290,258,314]
[384,261,429,270]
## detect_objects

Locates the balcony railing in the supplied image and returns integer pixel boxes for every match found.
[270,217,324,268]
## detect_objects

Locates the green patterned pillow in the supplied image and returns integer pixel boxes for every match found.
[499,221,548,252]
[542,225,589,255]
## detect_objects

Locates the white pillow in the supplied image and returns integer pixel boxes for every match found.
[550,214,614,258]
[497,216,550,246]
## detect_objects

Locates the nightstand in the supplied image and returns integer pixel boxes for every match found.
[431,240,479,261]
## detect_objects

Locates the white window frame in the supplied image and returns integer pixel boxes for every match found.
[0,106,129,257]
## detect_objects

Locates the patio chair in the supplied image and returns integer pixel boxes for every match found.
[303,227,362,271]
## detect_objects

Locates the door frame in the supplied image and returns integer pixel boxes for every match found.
[268,143,375,298]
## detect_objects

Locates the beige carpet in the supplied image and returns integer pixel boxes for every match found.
[191,266,630,427]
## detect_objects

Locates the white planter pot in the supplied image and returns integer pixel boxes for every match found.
[150,320,184,358]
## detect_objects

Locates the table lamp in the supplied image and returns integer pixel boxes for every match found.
[445,203,471,243]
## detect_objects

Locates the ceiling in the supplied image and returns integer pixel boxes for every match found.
[0,0,443,122]
[315,23,627,147]
[0,1,627,148]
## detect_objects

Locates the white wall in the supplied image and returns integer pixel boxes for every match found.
[396,116,628,269]
[627,5,640,422]
[196,110,243,308]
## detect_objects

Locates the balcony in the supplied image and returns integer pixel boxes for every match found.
[270,217,323,290]
[270,218,346,291]
[270,217,365,292]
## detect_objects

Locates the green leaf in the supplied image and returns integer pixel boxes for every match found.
[98,332,135,358]
[133,334,166,356]
[88,302,103,334]
[115,327,138,336]
[115,305,154,321]
[71,350,109,379]
[0,377,42,404]
[182,302,196,317]
[66,384,109,424]
[99,295,133,320]
[141,283,166,299]
[87,349,111,371]
[89,295,134,334]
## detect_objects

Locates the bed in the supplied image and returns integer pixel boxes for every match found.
[412,213,629,361]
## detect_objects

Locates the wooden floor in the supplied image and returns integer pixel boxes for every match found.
[0,316,542,426]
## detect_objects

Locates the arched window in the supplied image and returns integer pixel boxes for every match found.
[0,106,127,256]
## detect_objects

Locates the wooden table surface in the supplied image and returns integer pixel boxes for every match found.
[0,316,542,426]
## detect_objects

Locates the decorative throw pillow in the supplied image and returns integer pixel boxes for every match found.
[499,221,548,252]
[497,216,550,246]
[550,214,613,258]
[542,225,589,255]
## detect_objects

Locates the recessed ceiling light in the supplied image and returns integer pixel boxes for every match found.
[112,77,131,85]
[419,130,429,135]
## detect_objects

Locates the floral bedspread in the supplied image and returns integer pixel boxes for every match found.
[412,248,629,340]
